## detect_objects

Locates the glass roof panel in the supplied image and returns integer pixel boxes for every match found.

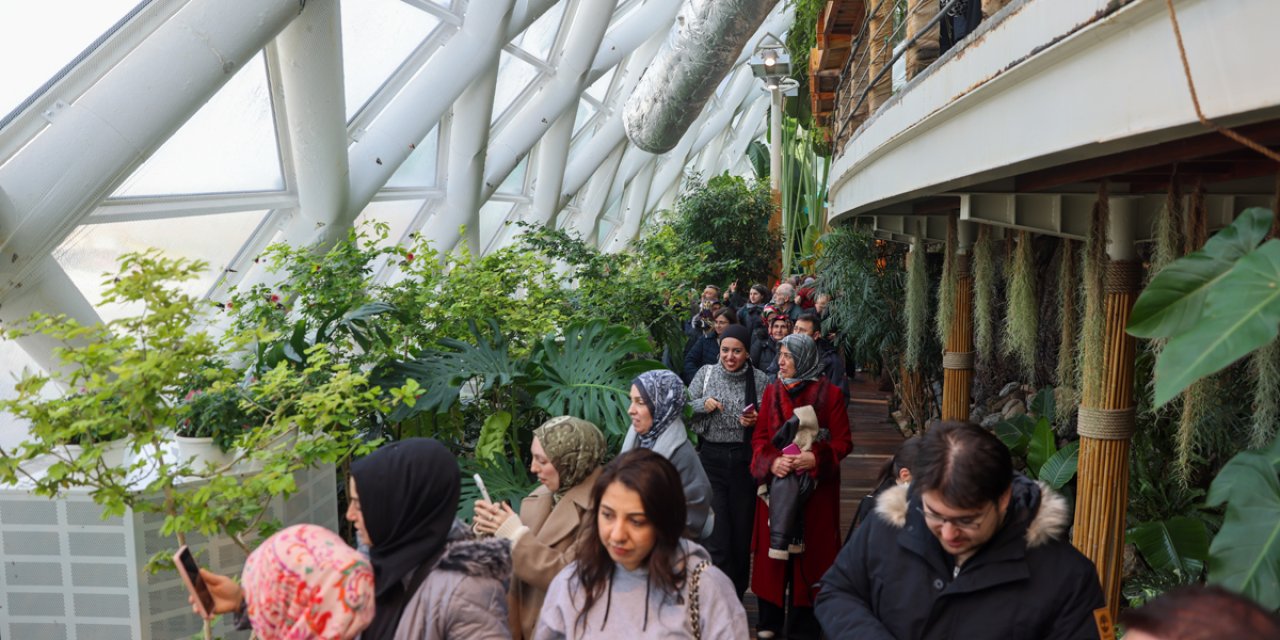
[342,0,441,120]
[584,68,614,103]
[0,0,141,122]
[497,156,528,195]
[385,125,439,189]
[478,200,516,251]
[111,53,282,197]
[492,51,540,124]
[354,198,426,249]
[572,100,596,135]
[53,210,268,323]
[510,1,566,61]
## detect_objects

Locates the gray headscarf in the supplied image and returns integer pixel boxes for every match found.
[631,369,687,449]
[780,333,825,385]
[533,416,607,502]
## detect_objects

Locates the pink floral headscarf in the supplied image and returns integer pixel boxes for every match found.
[242,524,375,640]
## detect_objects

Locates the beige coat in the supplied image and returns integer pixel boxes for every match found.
[508,467,600,640]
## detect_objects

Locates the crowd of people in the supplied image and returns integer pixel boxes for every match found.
[182,279,1278,639]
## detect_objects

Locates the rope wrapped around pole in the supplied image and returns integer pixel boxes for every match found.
[1104,261,1142,295]
[1077,406,1137,440]
[942,350,975,370]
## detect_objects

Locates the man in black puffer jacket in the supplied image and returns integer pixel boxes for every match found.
[816,422,1106,640]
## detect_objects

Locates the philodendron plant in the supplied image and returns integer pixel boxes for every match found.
[0,250,391,569]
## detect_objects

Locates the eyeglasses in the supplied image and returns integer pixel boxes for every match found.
[918,501,994,532]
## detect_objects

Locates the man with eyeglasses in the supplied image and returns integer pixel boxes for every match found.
[814,422,1106,639]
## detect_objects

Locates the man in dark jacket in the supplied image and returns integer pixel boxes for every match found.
[815,422,1106,640]
[793,312,847,398]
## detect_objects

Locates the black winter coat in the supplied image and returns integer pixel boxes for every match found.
[683,332,720,384]
[816,475,1104,640]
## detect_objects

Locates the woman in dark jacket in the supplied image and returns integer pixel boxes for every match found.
[750,312,792,383]
[739,284,770,338]
[749,334,852,640]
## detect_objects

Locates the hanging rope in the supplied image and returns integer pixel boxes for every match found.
[1164,0,1280,163]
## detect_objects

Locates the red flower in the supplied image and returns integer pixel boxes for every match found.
[270,294,280,303]
[405,252,415,262]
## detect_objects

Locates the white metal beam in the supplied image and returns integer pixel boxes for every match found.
[435,61,503,255]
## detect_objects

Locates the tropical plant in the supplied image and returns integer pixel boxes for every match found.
[992,388,1080,491]
[668,173,779,287]
[177,386,263,452]
[1204,434,1280,608]
[814,225,906,372]
[1127,207,1280,406]
[781,117,831,274]
[0,251,389,572]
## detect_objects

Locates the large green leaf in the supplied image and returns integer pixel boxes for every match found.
[1028,387,1055,419]
[1129,207,1273,339]
[1206,435,1280,607]
[994,414,1034,456]
[1128,516,1211,579]
[1025,418,1057,477]
[1038,441,1079,490]
[372,319,525,421]
[475,411,512,464]
[529,320,663,439]
[1154,239,1280,405]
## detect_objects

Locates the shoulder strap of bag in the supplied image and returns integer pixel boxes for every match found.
[688,560,709,640]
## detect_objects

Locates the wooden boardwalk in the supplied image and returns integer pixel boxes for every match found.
[743,376,905,634]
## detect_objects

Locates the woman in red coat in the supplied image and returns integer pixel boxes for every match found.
[750,333,852,639]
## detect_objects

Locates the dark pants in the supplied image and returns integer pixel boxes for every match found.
[758,600,821,639]
[699,441,756,599]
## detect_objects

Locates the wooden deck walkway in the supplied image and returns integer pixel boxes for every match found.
[743,375,905,634]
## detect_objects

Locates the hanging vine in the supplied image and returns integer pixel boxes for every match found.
[1002,230,1037,381]
[935,216,958,345]
[1056,238,1078,425]
[1176,181,1210,483]
[1249,173,1280,449]
[973,225,996,363]
[1080,184,1108,408]
[905,234,929,371]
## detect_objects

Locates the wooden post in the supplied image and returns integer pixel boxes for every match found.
[1071,197,1140,625]
[905,0,940,79]
[866,0,894,111]
[942,221,975,421]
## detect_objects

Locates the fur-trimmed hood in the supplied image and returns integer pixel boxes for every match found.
[873,475,1070,548]
[432,520,512,581]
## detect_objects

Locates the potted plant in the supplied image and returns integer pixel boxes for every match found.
[175,385,261,469]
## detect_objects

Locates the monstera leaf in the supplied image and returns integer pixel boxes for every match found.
[372,319,525,422]
[529,320,663,439]
[1206,435,1280,608]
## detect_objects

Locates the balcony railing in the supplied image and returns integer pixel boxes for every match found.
[812,0,1010,155]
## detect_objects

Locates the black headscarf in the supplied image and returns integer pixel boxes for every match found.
[350,438,460,640]
[719,325,757,409]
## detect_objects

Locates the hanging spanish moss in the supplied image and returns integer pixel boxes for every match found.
[1056,238,1078,425]
[905,234,929,371]
[935,216,958,344]
[1001,230,1037,381]
[1176,181,1209,483]
[973,225,997,362]
[1150,177,1185,281]
[1080,184,1108,408]
[1249,173,1280,449]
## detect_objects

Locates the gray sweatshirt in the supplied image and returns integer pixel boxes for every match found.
[533,539,748,640]
[687,363,768,443]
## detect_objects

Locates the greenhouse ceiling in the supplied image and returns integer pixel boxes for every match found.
[0,0,793,444]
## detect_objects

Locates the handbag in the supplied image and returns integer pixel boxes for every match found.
[688,560,709,640]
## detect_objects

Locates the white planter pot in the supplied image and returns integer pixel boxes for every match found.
[174,435,235,469]
[100,438,130,468]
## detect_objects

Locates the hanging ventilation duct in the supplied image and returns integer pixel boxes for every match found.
[622,0,779,154]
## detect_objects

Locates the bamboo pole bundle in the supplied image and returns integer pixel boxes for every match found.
[866,0,894,111]
[905,0,939,79]
[1072,187,1140,624]
[941,247,974,421]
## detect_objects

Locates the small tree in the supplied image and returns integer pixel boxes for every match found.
[669,174,779,287]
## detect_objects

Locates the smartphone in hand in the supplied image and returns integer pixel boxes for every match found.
[743,403,756,414]
[174,545,214,618]
[473,473,492,504]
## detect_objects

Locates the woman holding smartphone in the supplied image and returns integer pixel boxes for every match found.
[686,324,768,599]
[472,416,608,640]
[534,449,748,639]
